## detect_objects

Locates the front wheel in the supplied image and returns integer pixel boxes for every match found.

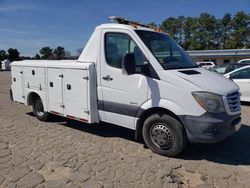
[32,98,49,121]
[142,113,187,157]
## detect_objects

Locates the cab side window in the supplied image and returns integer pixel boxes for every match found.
[230,68,250,79]
[105,33,146,72]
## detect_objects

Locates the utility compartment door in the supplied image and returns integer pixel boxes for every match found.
[11,66,25,103]
[47,68,64,114]
[23,67,45,90]
[63,69,89,121]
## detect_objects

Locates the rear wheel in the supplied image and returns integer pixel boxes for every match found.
[142,113,187,157]
[32,97,49,121]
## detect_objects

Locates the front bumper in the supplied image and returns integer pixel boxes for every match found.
[179,112,241,143]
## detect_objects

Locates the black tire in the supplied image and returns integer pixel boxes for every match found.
[142,113,187,157]
[32,97,49,121]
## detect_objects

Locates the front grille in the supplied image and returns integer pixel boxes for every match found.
[227,91,241,112]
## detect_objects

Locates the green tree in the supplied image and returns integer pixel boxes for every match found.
[53,46,65,60]
[159,11,249,50]
[160,17,179,40]
[34,53,40,59]
[219,13,232,49]
[176,16,185,46]
[183,17,199,50]
[7,48,20,61]
[40,47,53,59]
[196,13,218,50]
[161,16,190,47]
[230,11,250,48]
[0,50,7,61]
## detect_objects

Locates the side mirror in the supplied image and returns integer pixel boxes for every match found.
[225,74,234,79]
[224,74,230,79]
[122,53,135,75]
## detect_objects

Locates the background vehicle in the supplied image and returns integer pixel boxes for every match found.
[209,63,247,75]
[224,65,250,102]
[1,59,11,71]
[238,59,250,64]
[10,16,241,157]
[197,61,215,69]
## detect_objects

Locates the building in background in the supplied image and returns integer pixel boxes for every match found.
[188,49,250,65]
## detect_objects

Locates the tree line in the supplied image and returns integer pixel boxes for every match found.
[0,48,20,62]
[34,46,76,60]
[1,11,249,62]
[0,46,78,62]
[158,11,250,50]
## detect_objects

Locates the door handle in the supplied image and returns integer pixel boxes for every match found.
[102,75,113,81]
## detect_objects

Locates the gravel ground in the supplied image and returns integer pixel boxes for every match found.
[0,71,250,188]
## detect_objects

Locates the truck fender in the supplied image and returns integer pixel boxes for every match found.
[25,90,48,112]
[134,99,184,140]
[138,99,184,117]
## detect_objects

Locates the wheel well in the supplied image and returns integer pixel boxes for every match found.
[135,107,184,140]
[27,92,41,106]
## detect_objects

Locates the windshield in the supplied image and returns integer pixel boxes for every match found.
[135,30,198,70]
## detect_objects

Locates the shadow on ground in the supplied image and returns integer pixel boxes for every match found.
[26,112,136,141]
[26,112,69,123]
[27,112,250,165]
[62,118,137,142]
[241,101,250,106]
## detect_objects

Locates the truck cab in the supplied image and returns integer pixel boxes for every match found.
[10,17,241,157]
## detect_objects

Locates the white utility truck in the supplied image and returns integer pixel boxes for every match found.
[10,17,242,157]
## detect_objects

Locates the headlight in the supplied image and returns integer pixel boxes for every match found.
[192,91,225,113]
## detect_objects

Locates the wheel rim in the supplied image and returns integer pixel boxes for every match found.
[150,124,174,149]
[35,100,44,116]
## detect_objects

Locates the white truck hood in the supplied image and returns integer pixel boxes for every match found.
[159,68,239,96]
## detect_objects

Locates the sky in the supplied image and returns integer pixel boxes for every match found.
[0,0,249,57]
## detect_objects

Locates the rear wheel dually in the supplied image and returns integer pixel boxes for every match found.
[142,113,187,157]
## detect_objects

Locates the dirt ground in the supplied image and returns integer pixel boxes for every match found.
[0,71,250,188]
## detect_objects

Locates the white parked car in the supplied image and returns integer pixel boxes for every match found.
[238,59,250,65]
[197,61,215,69]
[224,65,250,102]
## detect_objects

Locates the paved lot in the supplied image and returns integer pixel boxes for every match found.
[0,71,250,188]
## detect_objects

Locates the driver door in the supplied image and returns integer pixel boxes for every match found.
[99,29,148,129]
